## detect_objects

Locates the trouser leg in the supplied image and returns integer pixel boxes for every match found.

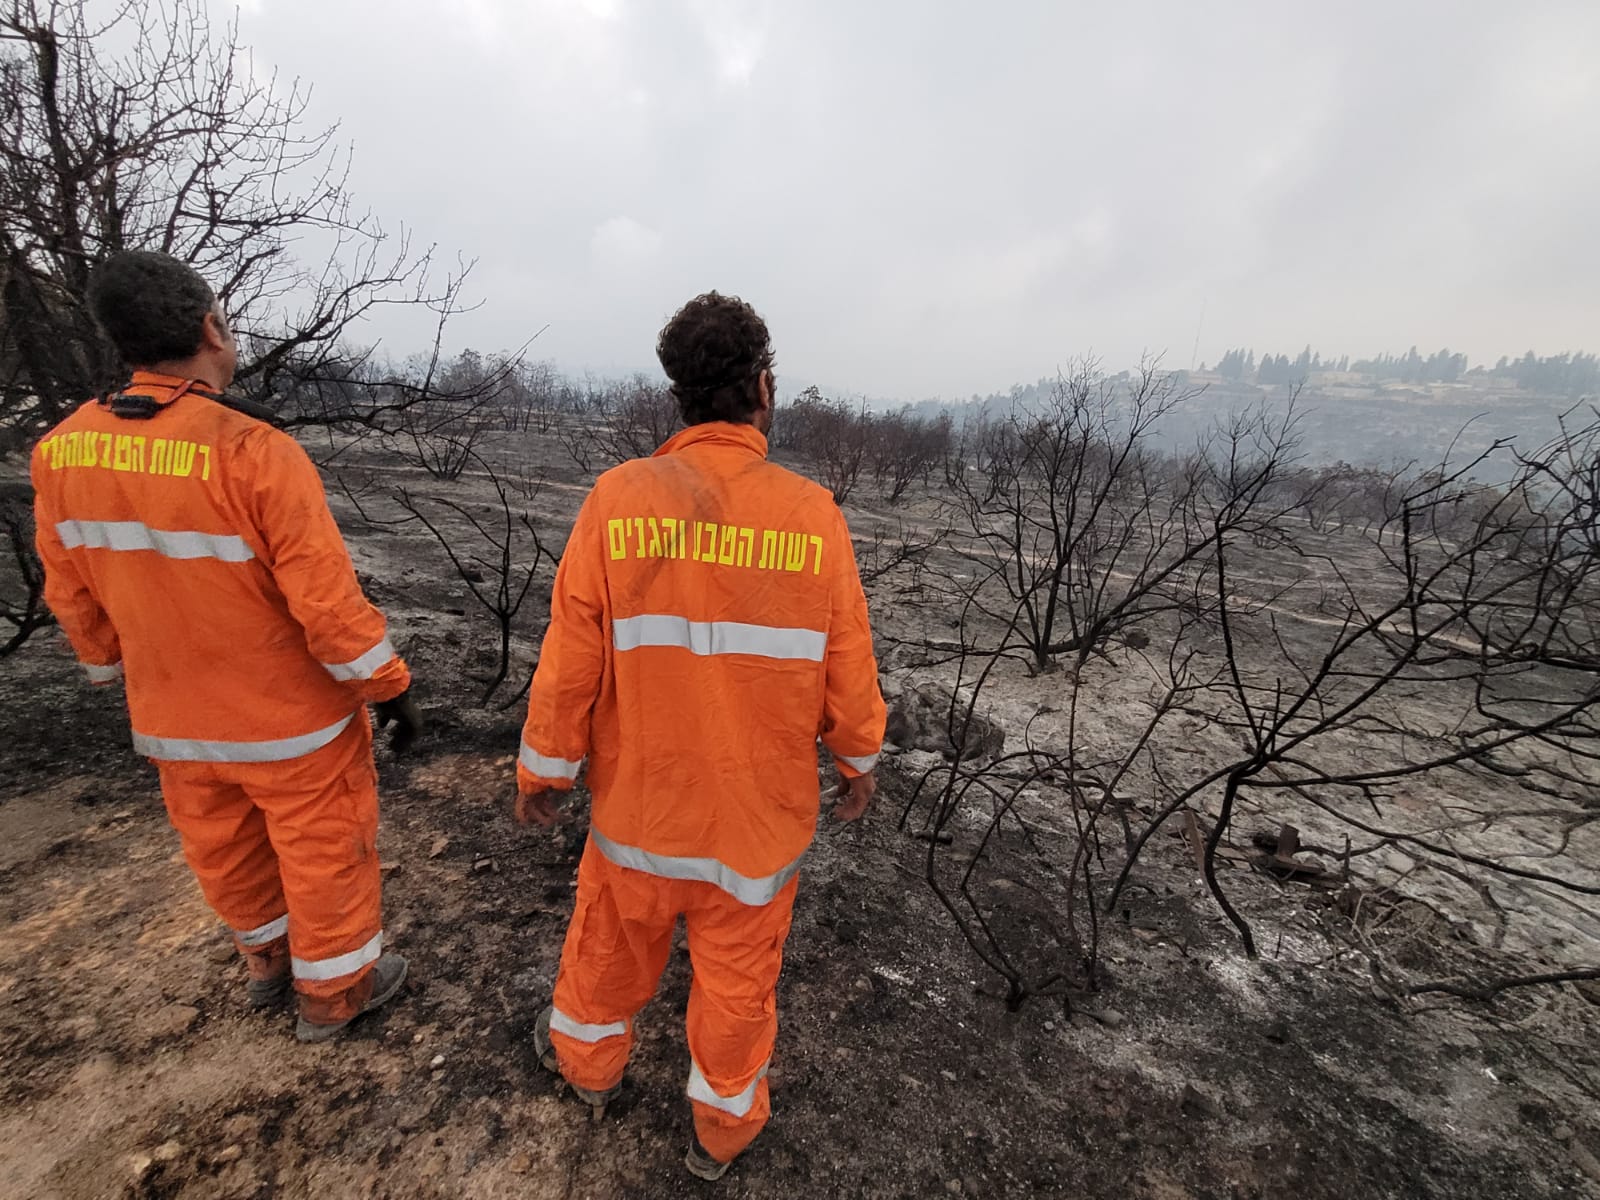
[683,874,799,1164]
[548,838,677,1093]
[247,712,384,1025]
[157,761,289,980]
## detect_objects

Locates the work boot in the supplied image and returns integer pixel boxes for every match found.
[294,953,409,1043]
[244,941,291,1008]
[533,1005,622,1119]
[246,968,291,1008]
[684,1139,732,1182]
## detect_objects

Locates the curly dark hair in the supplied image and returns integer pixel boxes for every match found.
[87,250,218,367]
[655,291,774,425]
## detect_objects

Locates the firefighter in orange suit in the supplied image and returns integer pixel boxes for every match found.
[30,251,420,1041]
[517,292,887,1180]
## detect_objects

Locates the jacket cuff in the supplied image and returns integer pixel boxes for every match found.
[354,657,411,704]
[832,749,881,777]
[517,773,579,796]
[81,660,124,685]
[518,742,584,794]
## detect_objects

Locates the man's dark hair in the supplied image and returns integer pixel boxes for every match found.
[87,250,218,367]
[656,292,774,425]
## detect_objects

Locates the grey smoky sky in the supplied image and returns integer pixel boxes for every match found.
[218,0,1600,399]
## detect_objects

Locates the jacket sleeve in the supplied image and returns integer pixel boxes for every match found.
[30,447,122,684]
[820,506,887,777]
[519,491,608,794]
[244,428,410,703]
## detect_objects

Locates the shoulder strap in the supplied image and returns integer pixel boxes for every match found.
[98,379,281,428]
[209,391,282,428]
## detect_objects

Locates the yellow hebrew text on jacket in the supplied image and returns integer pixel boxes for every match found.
[40,434,213,481]
[608,518,824,575]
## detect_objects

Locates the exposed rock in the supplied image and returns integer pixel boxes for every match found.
[1571,1139,1600,1185]
[876,644,918,674]
[56,1015,100,1041]
[140,1003,200,1040]
[1181,1082,1223,1119]
[1078,1006,1125,1029]
[882,679,1004,761]
[221,1114,259,1141]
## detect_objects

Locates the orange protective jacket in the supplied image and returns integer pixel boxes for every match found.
[519,421,886,903]
[31,372,409,761]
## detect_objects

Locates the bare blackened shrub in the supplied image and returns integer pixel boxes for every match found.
[397,461,555,702]
[900,408,1600,1008]
[0,0,496,448]
[0,486,51,656]
[945,359,1300,672]
[869,408,952,504]
[779,386,869,505]
[559,375,679,477]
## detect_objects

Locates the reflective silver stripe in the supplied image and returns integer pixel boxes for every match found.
[612,614,826,662]
[520,743,582,780]
[323,635,396,681]
[836,751,880,773]
[82,661,124,684]
[591,829,803,907]
[56,519,255,563]
[549,1006,628,1043]
[133,713,353,763]
[686,1058,769,1118]
[292,930,383,982]
[235,914,288,947]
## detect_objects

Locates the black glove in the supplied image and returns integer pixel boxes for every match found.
[374,688,423,755]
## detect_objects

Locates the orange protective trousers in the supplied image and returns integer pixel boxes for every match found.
[155,711,383,1023]
[549,839,799,1164]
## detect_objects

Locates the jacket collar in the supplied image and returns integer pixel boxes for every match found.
[654,421,769,460]
[98,371,222,420]
[126,369,222,395]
